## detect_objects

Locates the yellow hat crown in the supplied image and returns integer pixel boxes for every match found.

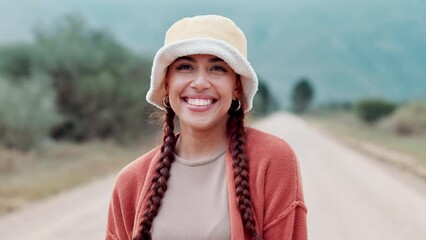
[165,15,248,57]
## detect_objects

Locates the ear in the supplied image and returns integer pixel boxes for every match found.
[164,67,170,92]
[165,81,169,92]
[233,75,242,99]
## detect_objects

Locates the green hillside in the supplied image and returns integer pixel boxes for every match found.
[1,0,425,106]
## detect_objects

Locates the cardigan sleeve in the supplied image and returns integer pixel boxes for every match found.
[105,176,133,240]
[261,141,308,239]
[105,147,161,240]
[262,200,307,239]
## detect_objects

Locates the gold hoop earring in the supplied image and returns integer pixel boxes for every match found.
[163,95,171,108]
[230,99,241,111]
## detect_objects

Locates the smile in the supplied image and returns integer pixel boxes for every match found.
[182,97,217,107]
[187,98,212,106]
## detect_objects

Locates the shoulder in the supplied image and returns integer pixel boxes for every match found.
[113,146,161,194]
[106,146,162,239]
[244,127,306,226]
[245,126,301,199]
[245,127,296,164]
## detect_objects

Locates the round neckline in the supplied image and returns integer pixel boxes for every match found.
[174,150,226,167]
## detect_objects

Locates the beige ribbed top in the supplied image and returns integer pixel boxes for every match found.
[151,151,231,240]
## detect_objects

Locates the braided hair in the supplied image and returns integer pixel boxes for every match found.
[134,106,176,240]
[134,101,260,240]
[228,102,261,240]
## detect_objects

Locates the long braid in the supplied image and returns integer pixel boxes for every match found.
[228,106,261,240]
[134,107,176,240]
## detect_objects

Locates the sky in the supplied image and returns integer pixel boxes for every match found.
[1,0,425,104]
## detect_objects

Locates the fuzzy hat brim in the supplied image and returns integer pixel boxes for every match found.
[146,38,258,112]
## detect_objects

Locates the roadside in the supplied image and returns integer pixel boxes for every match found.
[304,112,426,195]
[0,173,115,240]
[0,138,155,216]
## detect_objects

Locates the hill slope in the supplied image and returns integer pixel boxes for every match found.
[1,0,425,105]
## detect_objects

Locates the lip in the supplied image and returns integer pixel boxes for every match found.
[181,94,218,112]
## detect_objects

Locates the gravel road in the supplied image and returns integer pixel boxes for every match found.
[0,112,425,240]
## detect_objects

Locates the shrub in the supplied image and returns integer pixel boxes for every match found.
[379,101,426,135]
[0,75,62,151]
[355,98,397,123]
[0,44,36,80]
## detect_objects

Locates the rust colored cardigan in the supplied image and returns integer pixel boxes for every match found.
[106,127,307,240]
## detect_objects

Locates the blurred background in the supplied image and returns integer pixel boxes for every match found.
[0,0,425,239]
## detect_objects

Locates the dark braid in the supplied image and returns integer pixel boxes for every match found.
[228,106,261,240]
[134,107,176,240]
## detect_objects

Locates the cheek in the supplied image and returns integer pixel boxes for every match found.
[217,78,238,97]
[166,74,186,93]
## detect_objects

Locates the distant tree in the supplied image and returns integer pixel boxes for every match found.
[355,98,397,124]
[252,77,279,116]
[291,78,314,114]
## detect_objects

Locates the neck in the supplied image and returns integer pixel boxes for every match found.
[176,123,228,161]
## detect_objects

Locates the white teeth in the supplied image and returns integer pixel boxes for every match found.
[186,98,213,106]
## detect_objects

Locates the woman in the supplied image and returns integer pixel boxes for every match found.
[106,15,307,240]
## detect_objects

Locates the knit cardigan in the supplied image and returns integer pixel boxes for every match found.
[106,127,307,240]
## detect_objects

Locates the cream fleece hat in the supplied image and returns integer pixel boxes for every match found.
[146,15,258,112]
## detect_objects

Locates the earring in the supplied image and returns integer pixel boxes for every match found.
[230,99,241,111]
[163,95,171,108]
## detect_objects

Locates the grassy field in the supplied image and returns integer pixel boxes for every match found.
[305,110,426,179]
[0,138,156,215]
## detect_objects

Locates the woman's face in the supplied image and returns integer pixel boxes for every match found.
[166,54,239,132]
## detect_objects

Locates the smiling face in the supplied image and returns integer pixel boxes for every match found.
[165,54,239,133]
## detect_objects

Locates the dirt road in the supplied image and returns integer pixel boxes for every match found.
[0,176,115,239]
[0,112,425,239]
[255,113,426,240]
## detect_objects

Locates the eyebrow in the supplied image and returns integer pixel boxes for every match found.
[174,56,225,63]
[175,56,195,62]
[208,57,224,63]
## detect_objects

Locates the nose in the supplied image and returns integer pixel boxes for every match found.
[190,70,211,90]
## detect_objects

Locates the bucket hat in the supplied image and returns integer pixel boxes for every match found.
[146,15,258,112]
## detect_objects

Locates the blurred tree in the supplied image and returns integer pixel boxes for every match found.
[355,98,397,124]
[252,77,279,116]
[0,44,35,80]
[34,15,153,142]
[0,15,153,144]
[291,77,314,114]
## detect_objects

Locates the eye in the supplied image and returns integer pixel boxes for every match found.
[175,64,193,71]
[211,65,228,72]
